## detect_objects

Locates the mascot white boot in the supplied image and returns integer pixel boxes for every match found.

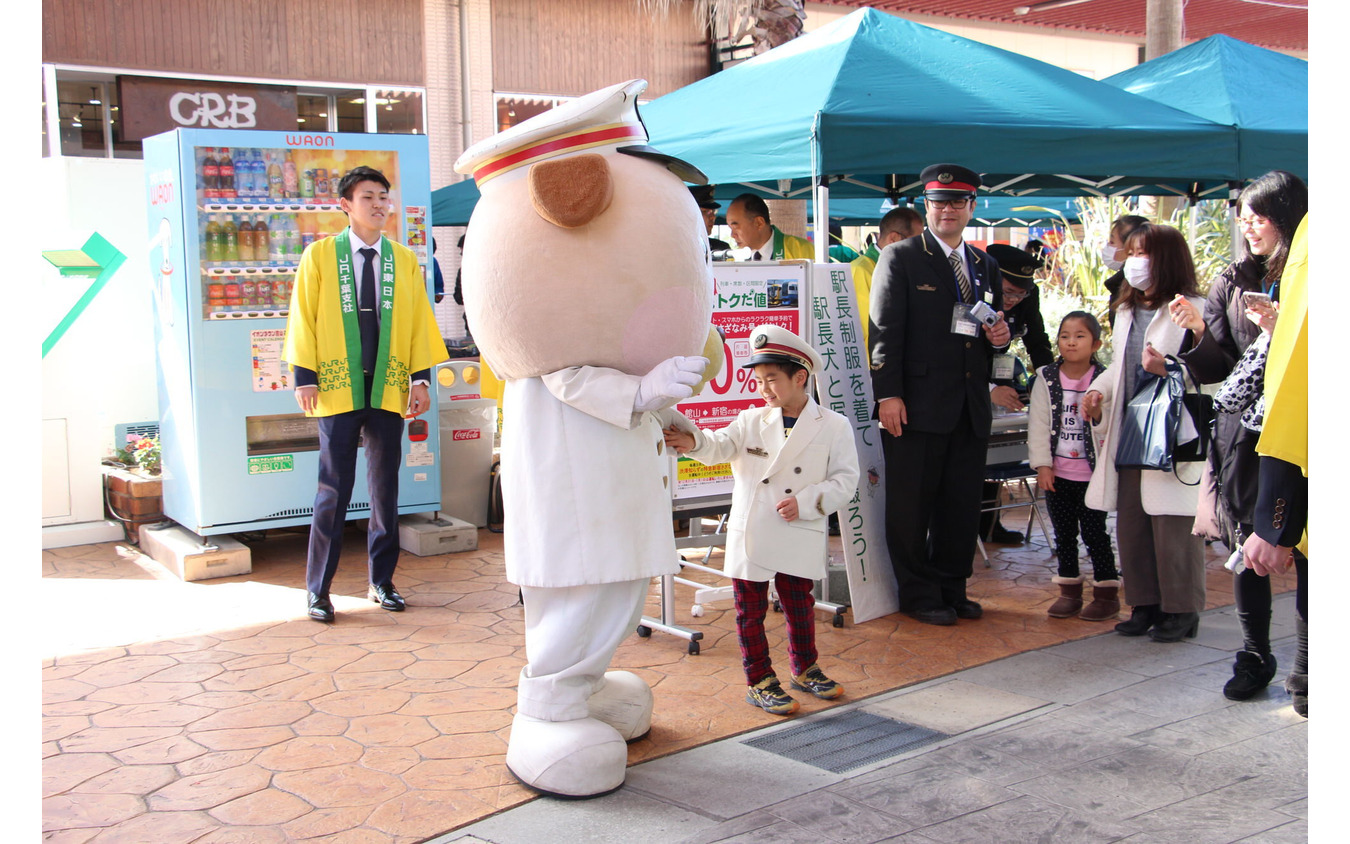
[455,79,720,798]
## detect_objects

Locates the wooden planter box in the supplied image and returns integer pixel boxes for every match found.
[103,466,164,543]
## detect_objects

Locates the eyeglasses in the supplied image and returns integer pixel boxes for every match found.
[1237,215,1270,229]
[927,198,973,210]
[1002,287,1029,303]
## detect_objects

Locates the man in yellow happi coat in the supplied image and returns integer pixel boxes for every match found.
[283,165,449,623]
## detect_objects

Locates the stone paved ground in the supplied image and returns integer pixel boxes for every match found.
[41,514,1287,842]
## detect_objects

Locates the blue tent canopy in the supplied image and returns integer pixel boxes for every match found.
[813,196,1081,227]
[1104,34,1307,182]
[431,179,480,228]
[640,8,1239,204]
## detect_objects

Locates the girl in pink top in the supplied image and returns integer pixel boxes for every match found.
[1028,312,1119,621]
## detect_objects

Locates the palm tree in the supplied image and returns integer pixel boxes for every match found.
[640,0,805,58]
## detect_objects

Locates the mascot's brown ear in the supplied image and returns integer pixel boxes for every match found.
[528,153,613,228]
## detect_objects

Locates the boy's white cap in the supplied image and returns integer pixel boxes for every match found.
[743,324,823,375]
[453,79,707,187]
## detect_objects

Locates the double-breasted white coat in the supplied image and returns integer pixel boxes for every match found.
[685,398,860,582]
[1085,298,1211,517]
[503,366,688,587]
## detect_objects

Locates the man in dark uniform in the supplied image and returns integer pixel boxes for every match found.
[980,243,1055,543]
[691,185,732,256]
[869,163,1012,625]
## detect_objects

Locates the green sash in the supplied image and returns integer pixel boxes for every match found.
[334,228,396,410]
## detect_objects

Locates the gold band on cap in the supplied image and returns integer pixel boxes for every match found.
[473,122,645,184]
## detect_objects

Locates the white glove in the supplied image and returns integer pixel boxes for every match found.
[634,356,709,413]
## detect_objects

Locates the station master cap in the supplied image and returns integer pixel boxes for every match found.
[743,324,823,375]
[984,243,1043,290]
[919,163,982,201]
[690,184,721,209]
[454,79,707,187]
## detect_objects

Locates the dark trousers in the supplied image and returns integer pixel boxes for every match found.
[306,380,405,596]
[881,413,985,610]
[1233,519,1309,656]
[1045,477,1118,581]
[734,573,818,686]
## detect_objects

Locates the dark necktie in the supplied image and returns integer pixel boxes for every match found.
[949,250,973,303]
[753,250,762,261]
[359,247,378,374]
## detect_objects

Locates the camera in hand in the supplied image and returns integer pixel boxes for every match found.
[970,300,999,327]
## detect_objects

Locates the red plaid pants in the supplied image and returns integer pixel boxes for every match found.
[734,573,818,686]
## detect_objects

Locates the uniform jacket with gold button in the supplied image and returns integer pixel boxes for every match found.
[502,366,689,587]
[685,398,860,582]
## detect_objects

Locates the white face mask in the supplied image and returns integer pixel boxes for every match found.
[1124,256,1153,291]
[1100,243,1123,271]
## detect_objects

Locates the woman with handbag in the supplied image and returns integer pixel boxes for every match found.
[1166,171,1307,699]
[1082,224,1208,643]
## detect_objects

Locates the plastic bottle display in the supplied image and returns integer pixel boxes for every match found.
[268,152,285,201]
[253,214,270,264]
[285,216,301,263]
[238,216,255,263]
[218,148,235,200]
[300,168,314,201]
[329,170,342,201]
[248,149,264,200]
[268,214,285,264]
[223,215,240,263]
[205,215,224,263]
[202,148,219,199]
[283,150,299,199]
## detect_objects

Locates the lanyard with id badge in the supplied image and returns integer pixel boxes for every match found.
[951,287,1000,338]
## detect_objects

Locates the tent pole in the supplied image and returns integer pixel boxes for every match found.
[1228,181,1241,262]
[814,178,830,264]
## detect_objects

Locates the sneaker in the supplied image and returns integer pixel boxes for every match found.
[1223,651,1278,701]
[790,664,844,700]
[746,676,799,715]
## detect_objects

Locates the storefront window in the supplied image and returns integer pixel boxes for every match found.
[296,93,332,132]
[55,79,108,158]
[375,89,424,134]
[495,95,571,132]
[337,94,366,133]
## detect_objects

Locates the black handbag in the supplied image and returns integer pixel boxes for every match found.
[1115,355,1210,480]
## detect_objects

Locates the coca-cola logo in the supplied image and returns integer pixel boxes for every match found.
[169,92,258,129]
[452,430,481,441]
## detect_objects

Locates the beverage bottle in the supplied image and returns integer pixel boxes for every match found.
[283,150,299,199]
[247,149,264,200]
[219,148,236,200]
[223,215,240,263]
[268,214,285,264]
[202,147,219,200]
[329,169,342,201]
[238,215,255,263]
[268,152,285,201]
[300,168,314,201]
[253,214,270,264]
[284,216,301,263]
[205,214,223,263]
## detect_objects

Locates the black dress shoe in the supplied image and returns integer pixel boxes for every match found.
[949,599,983,620]
[904,606,958,626]
[307,592,334,623]
[1148,611,1199,643]
[1115,604,1161,637]
[988,523,1024,544]
[369,583,406,611]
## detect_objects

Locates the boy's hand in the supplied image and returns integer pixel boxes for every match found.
[663,425,695,454]
[776,496,799,522]
[1036,466,1056,494]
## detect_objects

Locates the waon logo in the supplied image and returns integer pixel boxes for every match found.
[169,91,258,129]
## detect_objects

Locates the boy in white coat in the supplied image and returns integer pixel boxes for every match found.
[665,325,861,715]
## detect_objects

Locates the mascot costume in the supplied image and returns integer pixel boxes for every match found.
[454,80,722,797]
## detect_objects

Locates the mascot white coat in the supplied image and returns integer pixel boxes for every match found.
[454,80,720,797]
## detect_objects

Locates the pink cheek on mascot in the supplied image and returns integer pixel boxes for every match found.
[454,79,723,798]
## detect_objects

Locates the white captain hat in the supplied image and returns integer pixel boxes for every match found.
[453,79,706,187]
[743,324,823,375]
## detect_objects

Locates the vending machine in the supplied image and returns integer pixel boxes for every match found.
[143,128,440,537]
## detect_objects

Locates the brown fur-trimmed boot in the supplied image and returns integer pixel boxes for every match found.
[1047,576,1085,618]
[1078,580,1121,622]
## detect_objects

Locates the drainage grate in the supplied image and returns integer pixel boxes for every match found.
[742,710,946,774]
